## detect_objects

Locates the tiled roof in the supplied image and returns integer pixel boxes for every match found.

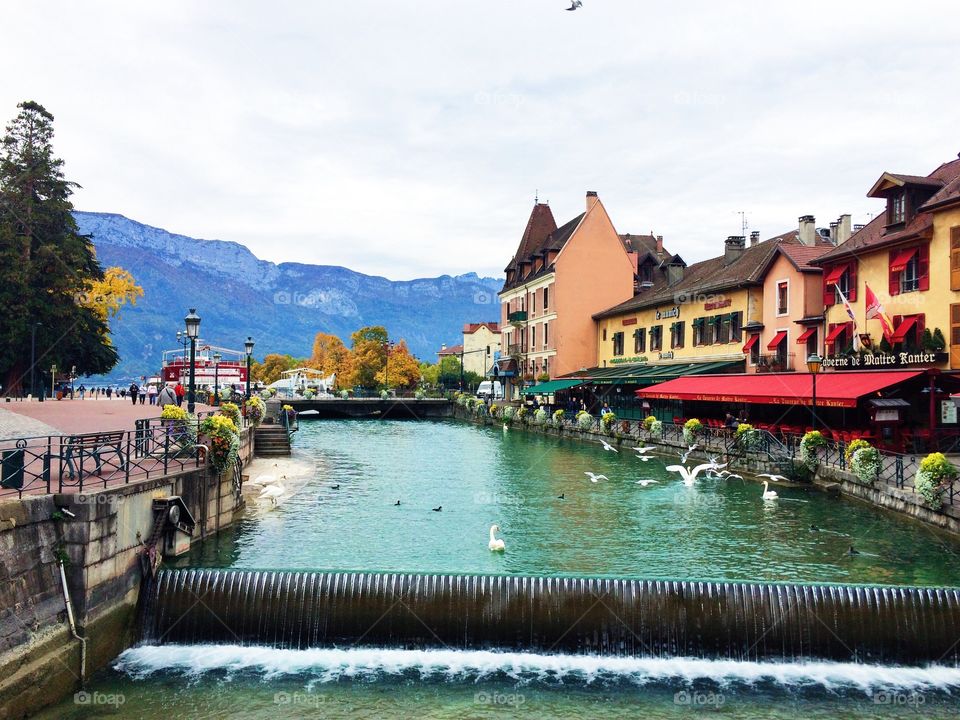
[816,158,960,263]
[885,173,944,187]
[463,322,500,334]
[620,233,672,260]
[593,236,788,319]
[778,242,834,271]
[504,203,557,273]
[438,344,463,356]
[501,210,585,292]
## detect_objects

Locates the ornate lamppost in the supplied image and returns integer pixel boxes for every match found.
[244,337,255,400]
[184,309,201,413]
[212,352,221,406]
[806,353,823,430]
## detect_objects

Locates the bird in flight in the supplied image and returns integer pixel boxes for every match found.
[600,439,618,452]
[566,0,583,10]
[757,473,788,483]
[635,479,659,487]
[585,472,608,483]
[632,446,655,454]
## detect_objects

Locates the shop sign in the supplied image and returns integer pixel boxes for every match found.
[942,401,958,424]
[658,351,674,360]
[821,351,945,370]
[704,298,731,311]
[656,306,680,320]
[610,356,649,365]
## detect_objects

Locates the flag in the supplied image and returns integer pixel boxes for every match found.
[864,283,894,341]
[835,284,861,351]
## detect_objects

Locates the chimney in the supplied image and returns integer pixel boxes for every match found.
[586,190,599,211]
[666,262,684,286]
[656,235,664,254]
[798,215,816,246]
[724,235,746,265]
[749,230,760,247]
[828,221,838,244]
[835,214,852,244]
[853,223,865,232]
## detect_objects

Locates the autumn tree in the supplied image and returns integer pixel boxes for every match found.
[80,266,144,334]
[0,101,118,391]
[375,340,422,388]
[308,331,351,386]
[251,353,299,384]
[346,325,389,389]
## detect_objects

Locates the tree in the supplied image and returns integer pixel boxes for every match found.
[0,101,118,391]
[346,325,389,389]
[251,353,299,385]
[375,340,421,388]
[80,266,144,324]
[308,331,351,385]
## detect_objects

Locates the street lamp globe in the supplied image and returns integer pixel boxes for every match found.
[213,352,221,366]
[806,353,823,374]
[244,337,255,357]
[184,308,201,338]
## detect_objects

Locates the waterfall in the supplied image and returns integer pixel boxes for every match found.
[141,569,960,665]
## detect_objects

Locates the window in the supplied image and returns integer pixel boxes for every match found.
[650,325,663,351]
[543,287,549,309]
[889,244,929,295]
[612,331,625,356]
[776,281,788,315]
[634,328,646,353]
[671,321,685,349]
[543,358,549,376]
[901,254,919,293]
[717,315,731,344]
[706,316,721,345]
[543,322,548,348]
[639,264,654,284]
[805,328,818,359]
[891,193,905,224]
[693,318,704,346]
[890,313,925,350]
[824,262,857,305]
[531,326,536,351]
[532,291,536,314]
[750,336,761,365]
[602,328,607,342]
[730,311,743,342]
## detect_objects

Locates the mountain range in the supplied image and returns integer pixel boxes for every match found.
[74,212,502,380]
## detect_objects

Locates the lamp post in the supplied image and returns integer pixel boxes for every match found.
[29,322,41,399]
[244,337,254,400]
[212,352,221,406]
[806,353,823,430]
[184,309,201,413]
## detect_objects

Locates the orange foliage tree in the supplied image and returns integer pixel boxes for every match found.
[375,340,422,388]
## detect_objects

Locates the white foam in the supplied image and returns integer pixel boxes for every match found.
[114,645,960,693]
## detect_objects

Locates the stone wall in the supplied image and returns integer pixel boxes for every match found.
[0,427,253,719]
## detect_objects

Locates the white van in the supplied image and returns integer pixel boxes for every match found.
[476,381,503,399]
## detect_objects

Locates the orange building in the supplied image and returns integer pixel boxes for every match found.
[498,192,636,399]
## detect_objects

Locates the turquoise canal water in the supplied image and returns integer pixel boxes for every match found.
[39,419,960,719]
[179,419,960,585]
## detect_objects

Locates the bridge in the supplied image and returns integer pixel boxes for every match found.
[279,397,453,420]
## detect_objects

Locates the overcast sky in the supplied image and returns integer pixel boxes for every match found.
[4,1,959,280]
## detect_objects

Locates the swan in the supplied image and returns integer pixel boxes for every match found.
[761,481,778,500]
[503,424,509,431]
[249,474,278,487]
[635,479,659,486]
[258,484,285,505]
[600,440,618,453]
[665,463,718,486]
[488,524,505,552]
[584,472,608,483]
[758,473,788,483]
[632,446,655,454]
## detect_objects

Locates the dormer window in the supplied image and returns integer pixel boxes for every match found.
[891,193,905,224]
[638,263,654,284]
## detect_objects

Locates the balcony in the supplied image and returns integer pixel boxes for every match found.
[508,344,523,356]
[755,353,795,373]
[508,310,528,323]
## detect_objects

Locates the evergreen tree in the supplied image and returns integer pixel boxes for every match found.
[0,101,118,392]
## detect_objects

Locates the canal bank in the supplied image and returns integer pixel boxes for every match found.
[0,428,253,720]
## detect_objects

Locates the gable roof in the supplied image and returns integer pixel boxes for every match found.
[816,157,960,264]
[501,208,585,292]
[619,233,672,261]
[463,322,500,334]
[777,242,834,272]
[438,344,463,356]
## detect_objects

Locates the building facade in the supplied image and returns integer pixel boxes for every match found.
[461,322,500,377]
[498,192,635,398]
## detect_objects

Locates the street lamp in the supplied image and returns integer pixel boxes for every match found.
[184,308,201,413]
[29,322,41,399]
[806,353,823,430]
[212,352,221,406]
[244,336,254,400]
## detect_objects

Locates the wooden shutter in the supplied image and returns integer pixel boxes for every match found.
[915,313,926,343]
[889,250,901,296]
[951,228,960,291]
[824,268,836,306]
[846,262,857,302]
[918,242,930,292]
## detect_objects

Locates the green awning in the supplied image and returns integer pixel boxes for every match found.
[557,359,745,387]
[519,379,583,395]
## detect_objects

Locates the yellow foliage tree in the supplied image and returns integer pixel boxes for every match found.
[80,267,144,321]
[251,353,299,385]
[309,332,351,386]
[375,340,421,388]
[345,326,388,389]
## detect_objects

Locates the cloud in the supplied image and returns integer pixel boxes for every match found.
[3,0,959,279]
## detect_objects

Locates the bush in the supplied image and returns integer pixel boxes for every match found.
[682,418,702,445]
[220,401,241,426]
[577,411,593,432]
[340,389,350,399]
[553,409,565,426]
[850,445,881,485]
[415,388,426,400]
[380,389,389,400]
[245,397,266,426]
[502,406,516,424]
[649,419,662,435]
[161,404,187,421]
[601,412,618,435]
[933,328,947,352]
[534,408,548,425]
[799,430,827,470]
[915,452,958,510]
[845,438,870,465]
[735,423,761,451]
[642,415,657,432]
[517,406,529,424]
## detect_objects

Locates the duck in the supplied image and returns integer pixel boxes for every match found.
[488,524,506,552]
[432,505,442,512]
[847,545,861,555]
[394,500,401,506]
[330,484,340,490]
[557,493,565,500]
[809,524,820,532]
[761,481,778,500]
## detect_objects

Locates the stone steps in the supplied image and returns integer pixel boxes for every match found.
[254,426,291,456]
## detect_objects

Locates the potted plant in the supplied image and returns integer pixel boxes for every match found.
[199,414,240,474]
[219,401,241,427]
[534,408,548,426]
[849,443,881,485]
[683,418,703,446]
[537,372,550,383]
[844,438,871,466]
[576,410,593,433]
[245,396,266,427]
[502,406,516,425]
[553,408,565,428]
[517,406,529,425]
[914,452,958,510]
[799,430,826,470]
[601,412,618,436]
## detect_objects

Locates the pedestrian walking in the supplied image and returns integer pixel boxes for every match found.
[106,386,113,399]
[78,384,86,400]
[157,383,177,407]
[139,384,147,405]
[147,383,158,405]
[129,382,139,405]
[174,382,185,407]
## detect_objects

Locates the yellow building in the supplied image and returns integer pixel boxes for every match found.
[815,157,960,371]
[461,322,500,377]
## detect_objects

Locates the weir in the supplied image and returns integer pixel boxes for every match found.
[142,569,960,665]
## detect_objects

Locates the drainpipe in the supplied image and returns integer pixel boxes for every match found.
[195,444,209,541]
[58,560,87,683]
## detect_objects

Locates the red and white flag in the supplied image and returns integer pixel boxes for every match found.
[835,284,861,351]
[864,283,894,341]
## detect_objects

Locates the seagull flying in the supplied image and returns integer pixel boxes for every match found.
[600,439,618,453]
[758,473,788,483]
[585,472,609,483]
[565,0,583,10]
[632,446,655,454]
[680,444,698,463]
[633,453,653,462]
[635,479,659,487]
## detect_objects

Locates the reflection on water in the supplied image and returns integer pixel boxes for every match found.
[178,419,960,586]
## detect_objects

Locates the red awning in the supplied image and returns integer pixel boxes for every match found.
[766,331,787,350]
[824,265,846,285]
[890,247,918,273]
[742,334,759,353]
[636,370,923,409]
[824,324,847,345]
[796,327,816,344]
[890,316,918,343]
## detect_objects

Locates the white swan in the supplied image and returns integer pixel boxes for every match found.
[632,446,655,454]
[761,481,778,500]
[258,484,285,505]
[600,439,618,453]
[503,424,509,431]
[665,463,718,486]
[248,474,280,487]
[584,472,608,483]
[488,524,505,551]
[635,479,659,486]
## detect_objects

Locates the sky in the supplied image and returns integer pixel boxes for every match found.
[3,0,960,280]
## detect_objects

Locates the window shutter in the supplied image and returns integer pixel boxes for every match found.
[847,262,857,302]
[916,313,926,342]
[824,268,836,306]
[951,227,960,291]
[918,242,930,291]
[888,250,901,296]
